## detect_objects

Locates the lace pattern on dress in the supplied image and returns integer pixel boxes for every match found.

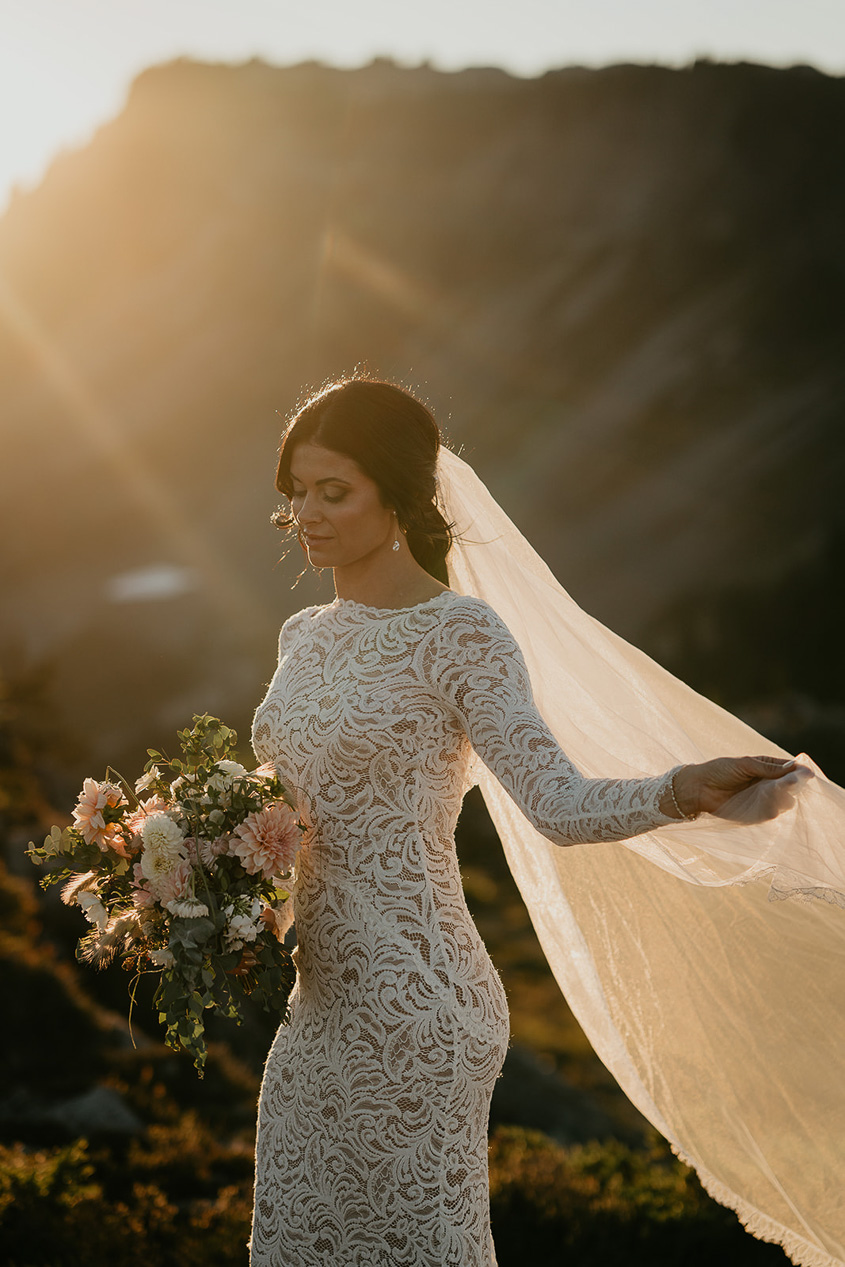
[249,592,675,1267]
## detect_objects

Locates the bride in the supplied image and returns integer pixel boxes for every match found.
[249,375,843,1267]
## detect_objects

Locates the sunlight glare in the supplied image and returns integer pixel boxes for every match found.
[0,7,127,209]
[0,269,268,631]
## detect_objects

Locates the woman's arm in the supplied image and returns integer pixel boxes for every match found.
[432,597,795,844]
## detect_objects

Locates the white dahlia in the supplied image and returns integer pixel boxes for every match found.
[139,812,188,885]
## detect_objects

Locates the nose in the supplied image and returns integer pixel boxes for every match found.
[295,492,324,525]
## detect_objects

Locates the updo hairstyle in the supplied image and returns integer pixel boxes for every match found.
[274,377,454,584]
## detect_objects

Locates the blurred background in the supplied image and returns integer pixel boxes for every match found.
[2,2,844,1263]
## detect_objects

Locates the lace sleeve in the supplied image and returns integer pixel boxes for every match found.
[433,598,677,845]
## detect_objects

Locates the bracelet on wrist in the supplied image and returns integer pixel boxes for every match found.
[670,769,699,821]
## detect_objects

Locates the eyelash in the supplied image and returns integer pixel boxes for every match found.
[290,490,346,505]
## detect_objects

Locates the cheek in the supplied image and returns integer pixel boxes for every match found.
[337,496,388,532]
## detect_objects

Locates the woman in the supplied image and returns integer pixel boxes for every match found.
[247,376,812,1267]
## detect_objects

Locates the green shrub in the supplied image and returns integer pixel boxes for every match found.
[0,1139,252,1267]
[489,1126,789,1266]
[123,1112,253,1198]
[0,1140,172,1266]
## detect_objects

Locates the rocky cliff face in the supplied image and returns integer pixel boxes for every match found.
[1,57,843,778]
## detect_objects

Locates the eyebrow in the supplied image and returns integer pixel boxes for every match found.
[289,476,352,488]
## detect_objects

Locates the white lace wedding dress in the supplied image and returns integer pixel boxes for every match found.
[248,589,677,1267]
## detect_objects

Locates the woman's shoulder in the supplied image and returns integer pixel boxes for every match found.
[438,590,511,626]
[282,602,327,624]
[276,603,327,654]
[427,591,528,685]
[433,591,519,647]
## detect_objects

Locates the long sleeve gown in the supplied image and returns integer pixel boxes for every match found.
[249,589,677,1267]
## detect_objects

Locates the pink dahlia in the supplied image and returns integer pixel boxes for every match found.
[197,834,231,868]
[231,803,301,880]
[152,857,194,908]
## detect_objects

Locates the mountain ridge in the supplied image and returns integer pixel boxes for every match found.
[1,55,843,778]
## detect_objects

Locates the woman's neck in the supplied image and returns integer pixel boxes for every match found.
[332,552,448,611]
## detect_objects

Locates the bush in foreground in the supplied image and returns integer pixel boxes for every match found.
[489,1126,789,1265]
[0,1125,792,1267]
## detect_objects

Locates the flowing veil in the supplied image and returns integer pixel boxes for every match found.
[438,446,845,1267]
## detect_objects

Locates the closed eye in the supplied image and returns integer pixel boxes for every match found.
[290,484,347,504]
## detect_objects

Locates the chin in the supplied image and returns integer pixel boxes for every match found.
[306,540,341,565]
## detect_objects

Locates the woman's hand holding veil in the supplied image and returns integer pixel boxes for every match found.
[664,755,813,822]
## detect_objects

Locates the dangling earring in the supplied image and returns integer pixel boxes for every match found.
[392,512,401,552]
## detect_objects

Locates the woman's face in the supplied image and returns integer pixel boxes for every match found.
[287,443,396,570]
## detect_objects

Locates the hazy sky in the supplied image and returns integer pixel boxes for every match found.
[1,0,843,209]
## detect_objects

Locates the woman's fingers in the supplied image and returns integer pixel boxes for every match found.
[747,755,798,776]
[673,756,811,820]
[711,757,814,823]
[227,949,259,977]
[726,755,797,786]
[716,756,794,784]
[698,756,805,816]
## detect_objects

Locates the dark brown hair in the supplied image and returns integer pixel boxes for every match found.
[274,375,454,583]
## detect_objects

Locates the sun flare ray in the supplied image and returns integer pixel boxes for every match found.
[0,268,267,630]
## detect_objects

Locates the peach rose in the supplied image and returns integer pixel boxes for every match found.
[72,779,126,852]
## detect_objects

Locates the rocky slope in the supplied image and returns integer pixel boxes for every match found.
[1,56,843,780]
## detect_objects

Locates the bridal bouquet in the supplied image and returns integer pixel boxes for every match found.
[27,715,302,1074]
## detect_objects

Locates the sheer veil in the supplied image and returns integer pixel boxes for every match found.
[437,446,845,1267]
